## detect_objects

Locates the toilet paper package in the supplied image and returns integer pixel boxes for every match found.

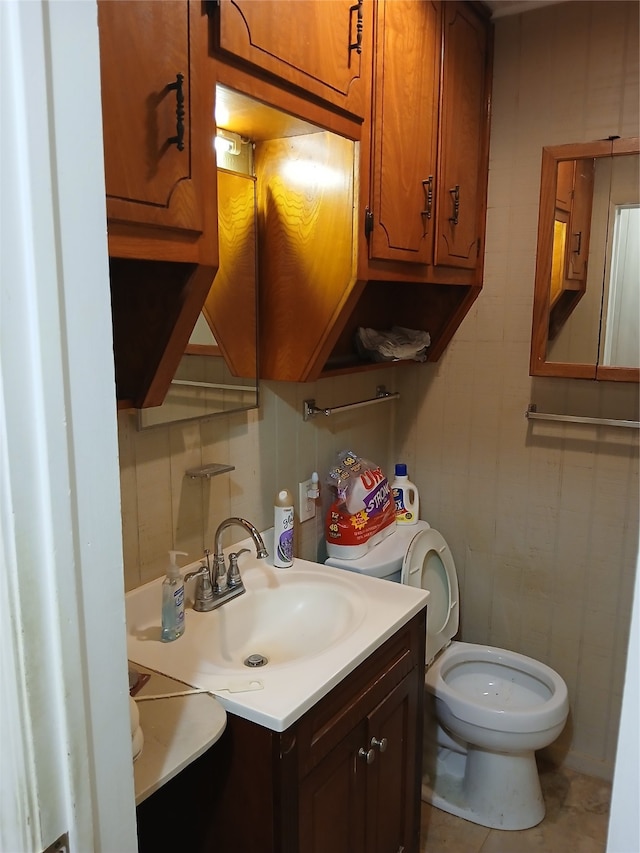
[325,450,396,559]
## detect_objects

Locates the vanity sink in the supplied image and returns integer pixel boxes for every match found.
[126,538,428,731]
[127,568,366,671]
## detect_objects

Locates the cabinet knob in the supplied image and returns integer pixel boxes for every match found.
[358,746,376,764]
[370,736,388,753]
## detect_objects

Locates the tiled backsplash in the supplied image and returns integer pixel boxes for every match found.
[118,1,638,783]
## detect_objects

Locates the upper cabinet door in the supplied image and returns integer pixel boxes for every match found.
[216,0,367,119]
[98,0,204,235]
[435,1,490,270]
[368,0,440,264]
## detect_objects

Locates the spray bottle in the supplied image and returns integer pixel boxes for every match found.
[274,488,294,567]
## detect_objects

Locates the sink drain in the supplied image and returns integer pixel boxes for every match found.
[244,653,268,668]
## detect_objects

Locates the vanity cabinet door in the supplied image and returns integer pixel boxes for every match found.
[368,0,441,265]
[298,670,421,853]
[216,0,368,120]
[365,674,421,853]
[298,721,368,853]
[434,0,491,271]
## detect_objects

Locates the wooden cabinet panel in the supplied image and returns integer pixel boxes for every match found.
[98,0,204,235]
[369,0,440,264]
[217,0,368,119]
[97,0,219,409]
[565,158,594,280]
[256,131,358,382]
[202,170,257,378]
[365,675,420,853]
[435,1,490,270]
[299,722,367,853]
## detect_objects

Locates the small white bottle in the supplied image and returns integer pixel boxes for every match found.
[391,464,419,525]
[161,550,188,642]
[274,488,294,568]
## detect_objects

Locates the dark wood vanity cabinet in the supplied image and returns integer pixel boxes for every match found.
[97,0,219,409]
[136,610,426,853]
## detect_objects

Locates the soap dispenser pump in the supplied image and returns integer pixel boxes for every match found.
[161,550,188,642]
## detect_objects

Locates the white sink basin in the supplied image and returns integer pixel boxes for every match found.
[127,568,366,671]
[126,538,428,731]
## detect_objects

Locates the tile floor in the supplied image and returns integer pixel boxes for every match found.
[420,760,612,853]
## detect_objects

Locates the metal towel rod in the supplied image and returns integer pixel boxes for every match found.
[172,379,253,392]
[304,385,399,421]
[526,404,640,430]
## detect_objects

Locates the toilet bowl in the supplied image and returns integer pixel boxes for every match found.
[326,522,569,831]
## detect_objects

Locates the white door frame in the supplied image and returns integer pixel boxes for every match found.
[1,1,137,850]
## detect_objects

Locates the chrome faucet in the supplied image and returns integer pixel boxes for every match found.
[186,517,268,612]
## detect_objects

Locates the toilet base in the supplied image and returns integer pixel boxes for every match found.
[422,744,546,831]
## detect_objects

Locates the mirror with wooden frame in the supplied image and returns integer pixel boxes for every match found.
[530,137,639,382]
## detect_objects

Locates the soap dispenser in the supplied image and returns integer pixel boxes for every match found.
[161,550,188,642]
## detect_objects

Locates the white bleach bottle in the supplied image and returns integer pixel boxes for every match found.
[391,463,419,525]
[274,488,294,567]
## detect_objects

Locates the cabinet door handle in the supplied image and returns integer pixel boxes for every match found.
[370,736,388,753]
[421,176,433,220]
[349,0,363,55]
[449,185,460,225]
[358,746,376,764]
[167,73,185,151]
[572,231,582,254]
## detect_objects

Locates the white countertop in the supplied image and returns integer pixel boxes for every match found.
[127,543,429,733]
[131,666,227,805]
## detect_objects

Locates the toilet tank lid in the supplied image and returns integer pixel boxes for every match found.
[326,520,430,577]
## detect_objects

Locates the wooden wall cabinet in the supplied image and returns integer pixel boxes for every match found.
[208,0,492,383]
[434,1,491,272]
[215,0,368,120]
[136,611,426,853]
[364,0,490,278]
[97,0,219,409]
[367,0,441,266]
[328,0,493,374]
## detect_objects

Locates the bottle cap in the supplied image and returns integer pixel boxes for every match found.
[395,463,407,477]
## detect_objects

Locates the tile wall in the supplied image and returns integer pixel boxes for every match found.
[117,0,638,781]
[395,1,639,779]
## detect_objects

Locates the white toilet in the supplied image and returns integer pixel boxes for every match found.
[326,522,569,831]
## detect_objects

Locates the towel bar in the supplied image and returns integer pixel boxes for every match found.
[526,404,640,430]
[304,385,399,421]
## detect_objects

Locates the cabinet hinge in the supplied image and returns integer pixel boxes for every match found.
[364,207,374,238]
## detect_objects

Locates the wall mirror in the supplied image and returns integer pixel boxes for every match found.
[138,158,259,429]
[530,137,639,382]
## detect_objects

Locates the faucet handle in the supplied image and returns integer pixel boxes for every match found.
[228,548,249,589]
[184,562,214,610]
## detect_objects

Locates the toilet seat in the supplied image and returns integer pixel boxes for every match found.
[401,527,459,664]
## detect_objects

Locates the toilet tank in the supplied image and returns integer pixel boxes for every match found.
[325,520,430,582]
